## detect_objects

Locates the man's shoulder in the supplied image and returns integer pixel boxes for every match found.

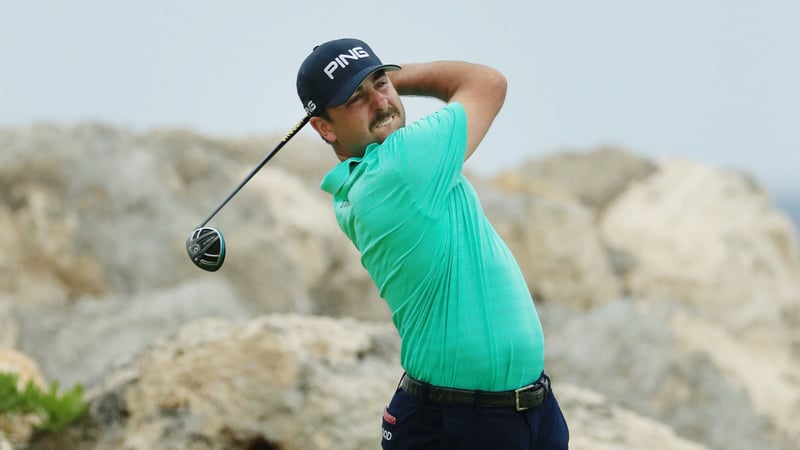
[384,102,466,149]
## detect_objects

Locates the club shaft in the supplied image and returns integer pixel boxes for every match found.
[197,115,311,228]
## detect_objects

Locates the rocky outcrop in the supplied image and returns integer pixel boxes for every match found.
[558,384,711,450]
[491,146,658,213]
[27,314,713,450]
[481,186,622,309]
[28,315,402,450]
[599,160,800,347]
[14,279,250,388]
[2,124,799,449]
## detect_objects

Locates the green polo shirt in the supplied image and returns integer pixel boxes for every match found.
[320,102,544,391]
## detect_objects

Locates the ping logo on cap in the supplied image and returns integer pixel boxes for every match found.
[324,47,371,79]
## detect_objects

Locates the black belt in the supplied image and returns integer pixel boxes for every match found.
[399,373,550,411]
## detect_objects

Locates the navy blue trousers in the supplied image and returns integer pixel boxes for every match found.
[380,377,569,449]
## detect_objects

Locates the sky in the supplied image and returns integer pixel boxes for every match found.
[2,1,798,197]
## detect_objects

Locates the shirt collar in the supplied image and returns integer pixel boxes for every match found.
[319,143,379,196]
[320,158,358,195]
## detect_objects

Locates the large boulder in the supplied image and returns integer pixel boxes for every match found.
[543,299,797,450]
[479,182,621,309]
[473,146,655,309]
[219,165,386,320]
[28,314,403,450]
[668,311,800,447]
[0,124,384,321]
[599,160,800,348]
[26,314,713,450]
[493,147,658,213]
[14,278,250,388]
[559,384,711,450]
[0,161,107,307]
[4,123,799,450]
[1,123,389,392]
[0,123,194,304]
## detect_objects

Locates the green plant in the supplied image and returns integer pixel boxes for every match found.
[0,372,88,433]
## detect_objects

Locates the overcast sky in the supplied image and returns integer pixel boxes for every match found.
[2,1,798,196]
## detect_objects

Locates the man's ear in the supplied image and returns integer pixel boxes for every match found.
[310,116,336,144]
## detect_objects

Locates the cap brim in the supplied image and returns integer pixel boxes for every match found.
[326,64,401,108]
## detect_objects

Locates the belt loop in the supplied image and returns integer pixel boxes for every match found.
[396,373,406,392]
[543,373,551,400]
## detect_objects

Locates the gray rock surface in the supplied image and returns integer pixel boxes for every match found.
[26,314,712,450]
[1,123,798,449]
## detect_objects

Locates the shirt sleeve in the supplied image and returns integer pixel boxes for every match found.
[382,102,468,216]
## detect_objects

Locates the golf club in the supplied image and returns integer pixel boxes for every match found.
[186,114,311,271]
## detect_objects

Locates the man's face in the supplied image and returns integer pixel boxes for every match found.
[313,70,405,160]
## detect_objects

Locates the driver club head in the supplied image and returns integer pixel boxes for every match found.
[186,227,226,272]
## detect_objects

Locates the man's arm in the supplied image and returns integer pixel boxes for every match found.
[388,61,507,161]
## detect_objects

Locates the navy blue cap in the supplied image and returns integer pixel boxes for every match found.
[297,38,400,116]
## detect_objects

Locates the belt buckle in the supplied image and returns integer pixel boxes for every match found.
[514,383,536,411]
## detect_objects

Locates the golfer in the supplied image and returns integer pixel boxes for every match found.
[297,38,569,449]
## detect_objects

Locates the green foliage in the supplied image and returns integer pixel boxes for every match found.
[0,372,88,433]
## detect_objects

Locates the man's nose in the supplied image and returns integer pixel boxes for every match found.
[371,90,389,108]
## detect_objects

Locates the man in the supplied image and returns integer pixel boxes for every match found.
[296,38,569,449]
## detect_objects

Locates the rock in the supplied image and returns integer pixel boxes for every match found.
[493,146,658,213]
[221,166,387,321]
[0,123,386,322]
[599,160,800,348]
[4,123,800,450]
[543,299,795,450]
[475,148,650,309]
[258,134,341,186]
[0,176,107,307]
[669,312,800,447]
[480,187,621,309]
[27,314,402,450]
[14,278,250,388]
[0,301,18,348]
[559,384,711,450]
[0,347,46,390]
[26,314,718,450]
